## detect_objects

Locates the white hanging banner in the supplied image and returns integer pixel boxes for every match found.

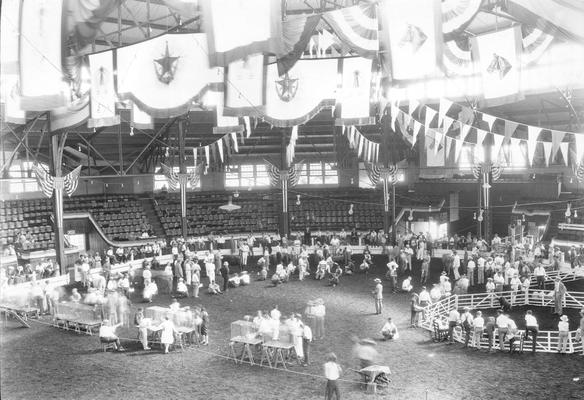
[425,106,437,128]
[551,130,566,161]
[204,145,210,166]
[542,141,552,166]
[482,114,497,131]
[433,130,443,155]
[527,126,542,166]
[454,138,465,162]
[445,136,453,157]
[443,116,454,132]
[559,142,570,166]
[391,105,400,131]
[408,99,421,116]
[461,123,472,142]
[132,103,153,129]
[412,120,422,147]
[243,116,252,138]
[231,131,238,152]
[193,148,198,167]
[504,120,519,140]
[510,137,525,164]
[217,139,224,162]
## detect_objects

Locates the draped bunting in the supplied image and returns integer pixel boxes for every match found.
[441,0,482,36]
[323,3,379,58]
[201,0,283,67]
[527,126,542,166]
[224,54,266,116]
[32,164,82,198]
[336,57,375,125]
[343,126,379,163]
[50,101,90,131]
[264,58,337,127]
[117,33,221,118]
[19,0,68,111]
[278,15,321,76]
[471,26,524,107]
[212,91,242,134]
[286,126,298,165]
[364,163,397,186]
[574,133,584,164]
[88,50,119,128]
[160,163,203,190]
[576,162,584,183]
[380,0,443,80]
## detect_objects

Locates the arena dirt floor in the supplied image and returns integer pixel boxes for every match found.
[1,255,583,400]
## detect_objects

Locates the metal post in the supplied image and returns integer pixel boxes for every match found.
[391,182,396,244]
[48,128,66,275]
[280,129,290,237]
[178,119,188,238]
[383,177,390,233]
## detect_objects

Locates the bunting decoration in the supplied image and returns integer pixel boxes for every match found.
[267,162,304,188]
[117,33,221,118]
[0,0,25,123]
[264,59,338,127]
[224,54,266,116]
[471,26,524,107]
[160,163,203,190]
[322,3,379,58]
[441,0,482,36]
[201,0,283,67]
[278,15,321,75]
[19,0,68,111]
[576,162,584,183]
[364,163,397,186]
[88,50,119,128]
[336,57,375,125]
[343,126,379,163]
[379,0,443,80]
[32,164,82,198]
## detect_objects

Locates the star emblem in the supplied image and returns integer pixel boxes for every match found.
[275,73,299,102]
[399,24,427,53]
[486,53,512,79]
[154,41,179,84]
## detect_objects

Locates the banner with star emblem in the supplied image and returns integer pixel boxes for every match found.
[264,58,338,127]
[336,57,376,125]
[471,26,524,107]
[201,0,283,67]
[19,0,68,111]
[224,54,267,116]
[88,50,119,128]
[379,0,443,80]
[117,33,222,118]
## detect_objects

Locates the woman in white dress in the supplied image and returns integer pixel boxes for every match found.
[159,316,177,354]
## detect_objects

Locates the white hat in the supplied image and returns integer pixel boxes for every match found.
[560,315,568,322]
[374,278,382,283]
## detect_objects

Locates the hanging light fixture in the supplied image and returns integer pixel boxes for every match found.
[130,125,134,136]
[565,203,572,218]
[233,190,240,198]
[408,209,414,221]
[522,214,526,222]
[348,204,354,215]
[473,212,477,220]
[574,209,579,218]
[477,209,484,222]
[219,196,241,212]
[296,194,301,206]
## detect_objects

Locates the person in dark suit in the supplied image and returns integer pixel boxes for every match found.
[220,261,230,292]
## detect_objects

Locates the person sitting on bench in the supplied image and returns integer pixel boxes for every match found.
[380,317,399,340]
[99,319,125,351]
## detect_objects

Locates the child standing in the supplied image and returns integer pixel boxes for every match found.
[323,353,342,400]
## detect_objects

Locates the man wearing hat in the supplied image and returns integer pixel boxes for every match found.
[372,278,383,315]
[557,315,570,353]
[552,277,567,315]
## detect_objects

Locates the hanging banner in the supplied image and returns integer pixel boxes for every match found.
[379,0,443,80]
[438,98,453,127]
[278,14,321,76]
[425,107,437,128]
[117,33,221,118]
[19,0,67,111]
[88,50,119,128]
[323,3,379,58]
[443,116,454,132]
[476,128,487,146]
[50,103,90,131]
[504,120,519,140]
[201,0,283,67]
[264,58,338,127]
[559,142,570,166]
[482,114,497,131]
[336,57,375,125]
[454,137,465,162]
[426,130,445,167]
[574,133,584,164]
[204,145,210,166]
[492,133,505,160]
[224,54,266,116]
[471,26,524,107]
[132,103,153,130]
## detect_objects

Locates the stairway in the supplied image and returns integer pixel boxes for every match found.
[140,198,166,238]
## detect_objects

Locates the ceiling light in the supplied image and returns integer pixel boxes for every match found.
[219,196,241,212]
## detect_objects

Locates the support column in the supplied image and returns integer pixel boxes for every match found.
[483,137,493,245]
[279,129,290,237]
[178,119,188,238]
[48,131,66,274]
[383,177,390,233]
[391,181,396,244]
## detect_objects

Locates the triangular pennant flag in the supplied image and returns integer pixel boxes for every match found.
[403,113,412,130]
[433,130,443,155]
[217,138,224,162]
[454,138,464,162]
[542,142,552,166]
[438,98,453,127]
[460,123,472,142]
[482,114,497,131]
[231,131,238,152]
[510,137,525,164]
[574,133,584,164]
[204,145,210,166]
[445,137,453,157]
[408,99,421,116]
[476,128,487,145]
[443,116,454,132]
[504,120,519,140]
[193,148,198,167]
[243,116,252,138]
[425,107,437,128]
[391,105,400,131]
[527,126,542,166]
[551,130,566,161]
[492,134,504,160]
[412,121,422,147]
[559,142,570,166]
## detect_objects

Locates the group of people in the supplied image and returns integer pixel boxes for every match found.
[1,258,60,286]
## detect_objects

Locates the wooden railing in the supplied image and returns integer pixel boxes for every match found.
[558,223,584,232]
[420,290,584,353]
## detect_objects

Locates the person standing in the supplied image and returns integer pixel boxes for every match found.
[578,308,584,356]
[477,255,485,285]
[220,261,230,293]
[447,308,460,345]
[158,316,176,354]
[240,241,250,269]
[533,263,547,290]
[557,315,570,354]
[485,316,496,353]
[171,255,183,293]
[472,311,484,350]
[467,257,476,287]
[372,278,383,315]
[524,310,539,353]
[200,307,209,345]
[191,261,201,298]
[495,310,509,352]
[313,299,326,339]
[420,252,430,285]
[323,353,342,400]
[553,277,567,315]
[461,307,474,348]
[301,322,312,366]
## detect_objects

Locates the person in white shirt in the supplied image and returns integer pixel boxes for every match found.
[493,272,505,292]
[507,317,519,354]
[99,320,125,351]
[485,278,496,307]
[313,299,326,339]
[372,279,383,315]
[323,353,342,400]
[557,315,570,353]
[169,298,181,312]
[176,278,188,298]
[430,284,442,303]
[533,264,547,290]
[452,251,461,280]
[476,256,485,285]
[401,276,413,293]
[472,311,485,350]
[302,323,313,366]
[461,307,474,347]
[240,242,250,267]
[447,308,460,344]
[142,266,152,287]
[524,310,539,353]
[509,275,522,305]
[495,310,509,351]
[381,317,398,340]
[418,287,431,307]
[270,305,281,321]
